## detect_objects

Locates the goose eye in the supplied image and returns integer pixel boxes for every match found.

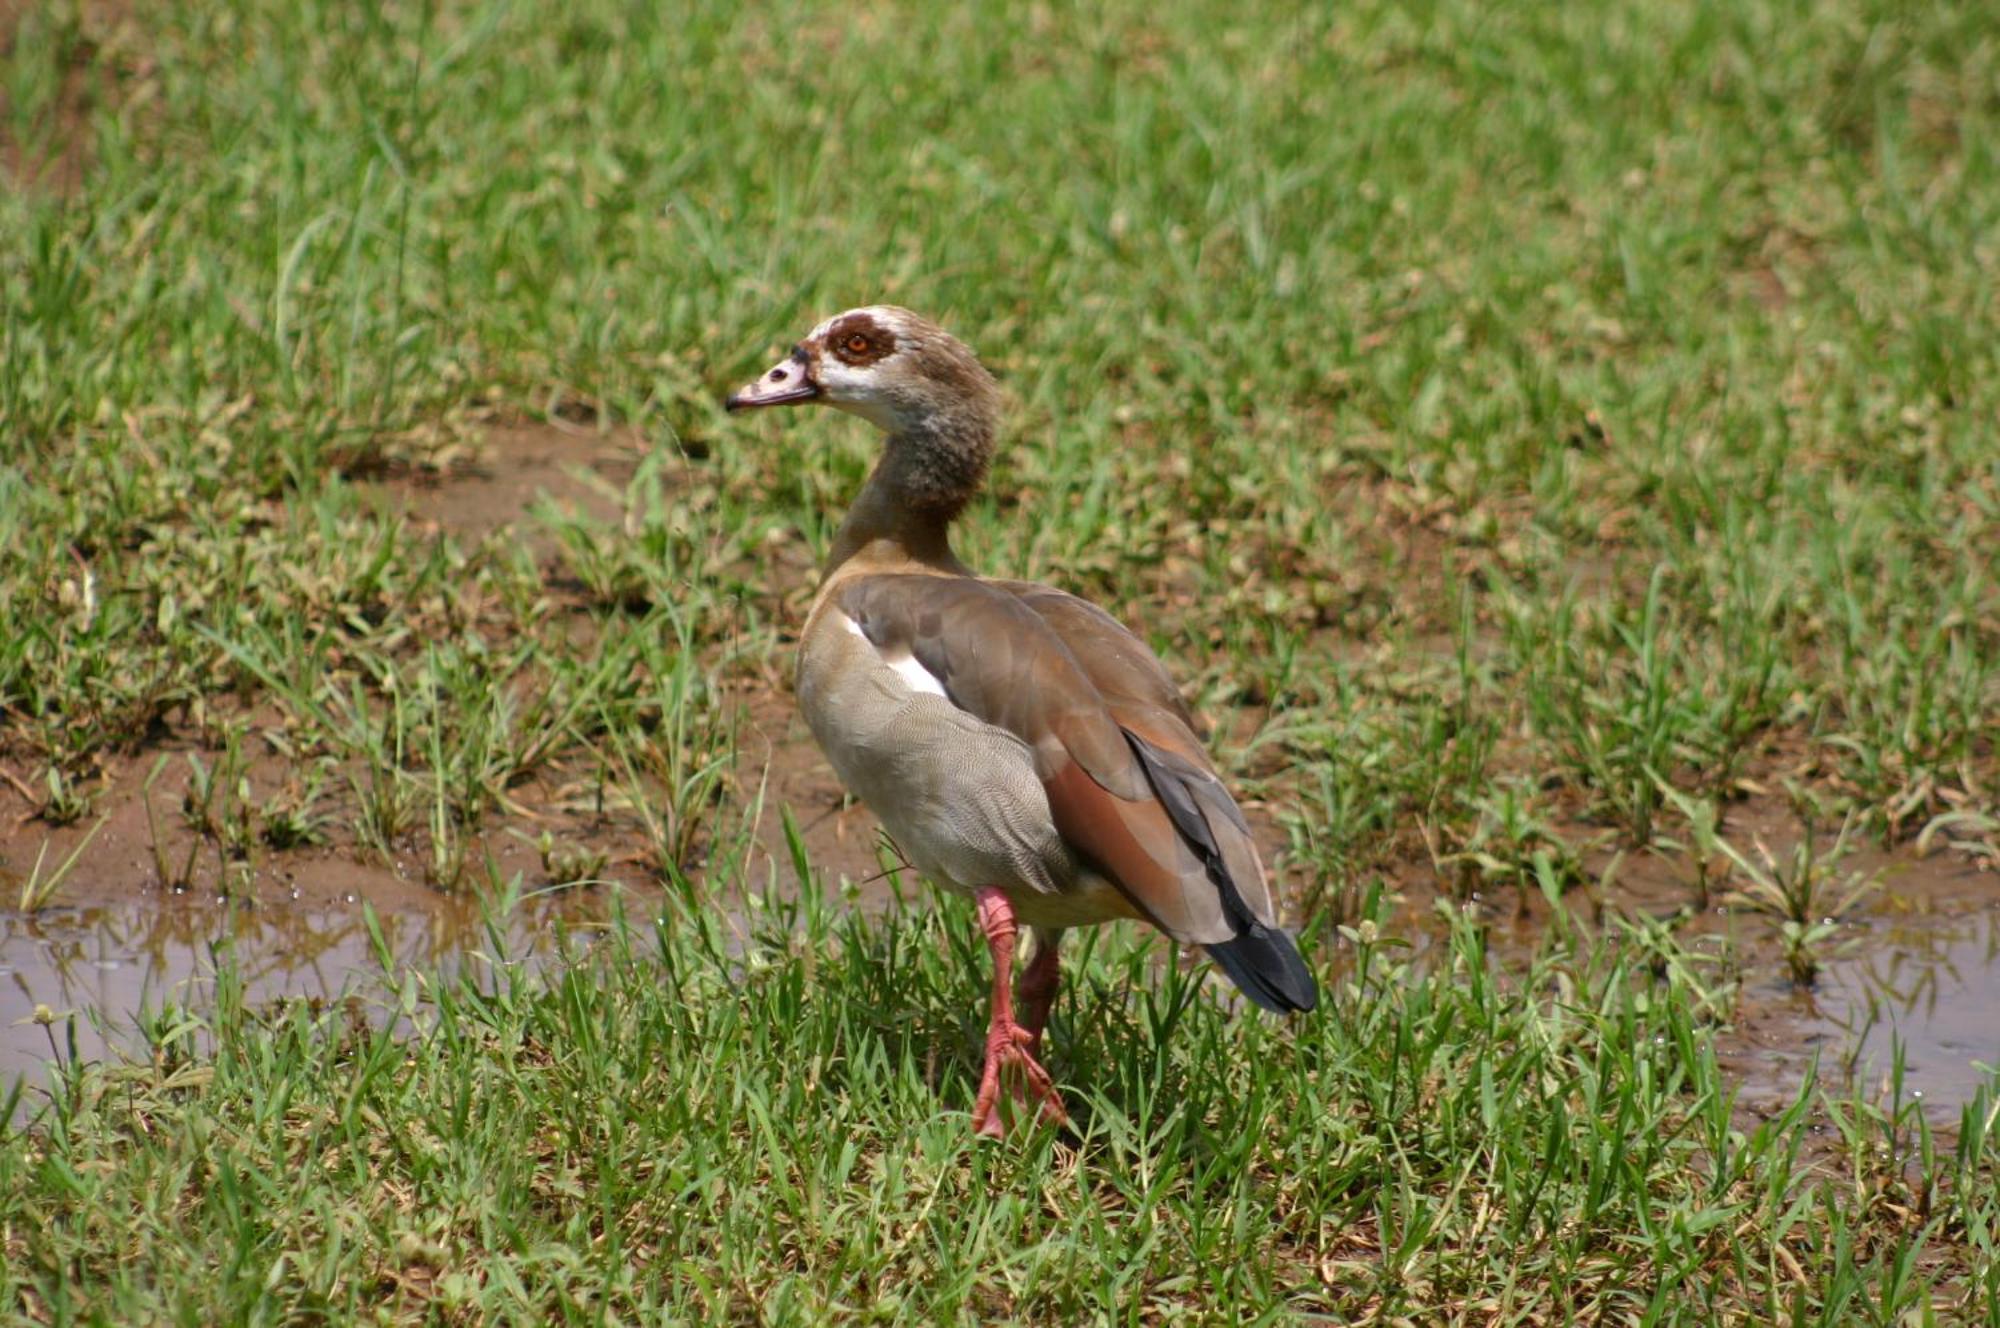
[844,333,871,355]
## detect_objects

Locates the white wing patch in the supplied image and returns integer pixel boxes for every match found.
[840,611,949,699]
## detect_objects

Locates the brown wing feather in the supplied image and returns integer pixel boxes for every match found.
[1001,581,1277,931]
[838,576,1137,793]
[1043,760,1229,940]
[996,581,1207,737]
[835,574,1277,945]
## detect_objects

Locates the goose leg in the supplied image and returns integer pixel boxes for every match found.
[1017,927,1065,1056]
[970,888,1067,1137]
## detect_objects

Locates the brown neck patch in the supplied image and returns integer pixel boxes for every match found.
[824,312,898,367]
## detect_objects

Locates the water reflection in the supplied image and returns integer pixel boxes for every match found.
[1,889,609,1090]
[5,871,1997,1131]
[1323,886,2000,1127]
[1818,904,2000,1116]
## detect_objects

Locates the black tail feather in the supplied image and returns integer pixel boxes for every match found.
[1122,730,1319,1014]
[1205,923,1318,1014]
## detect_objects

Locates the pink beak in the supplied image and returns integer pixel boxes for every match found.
[726,347,819,412]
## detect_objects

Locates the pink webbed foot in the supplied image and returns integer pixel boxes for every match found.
[970,1017,1067,1138]
[968,890,1068,1138]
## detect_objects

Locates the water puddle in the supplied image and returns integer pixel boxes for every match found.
[3,837,1996,1133]
[1726,893,2000,1126]
[0,888,610,1101]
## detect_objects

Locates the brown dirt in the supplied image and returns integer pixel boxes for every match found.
[0,0,134,196]
[361,419,900,902]
[1374,791,2000,1129]
[0,418,896,929]
[5,421,1998,1136]
[369,421,645,545]
[0,724,539,912]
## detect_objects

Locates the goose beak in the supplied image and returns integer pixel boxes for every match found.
[726,346,820,412]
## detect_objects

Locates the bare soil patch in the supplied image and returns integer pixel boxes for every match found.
[5,421,1997,1135]
[1405,793,2000,1128]
[367,420,646,544]
[0,0,133,196]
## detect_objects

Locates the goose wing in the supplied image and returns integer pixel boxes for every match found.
[835,574,1315,1013]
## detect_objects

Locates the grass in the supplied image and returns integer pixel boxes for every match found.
[10,819,105,912]
[1,0,1997,1319]
[1716,797,1883,986]
[3,885,1996,1323]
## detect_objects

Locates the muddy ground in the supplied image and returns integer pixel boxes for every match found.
[2,424,1994,1130]
[0,0,136,197]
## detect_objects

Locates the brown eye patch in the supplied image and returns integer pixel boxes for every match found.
[825,313,897,366]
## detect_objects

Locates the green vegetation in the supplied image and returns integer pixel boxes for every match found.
[2,0,1997,1319]
[5,888,1996,1323]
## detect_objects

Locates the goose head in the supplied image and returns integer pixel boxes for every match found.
[725,305,1000,438]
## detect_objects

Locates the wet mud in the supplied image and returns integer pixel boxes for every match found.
[1723,856,2000,1127]
[2,426,1994,1136]
[0,889,604,1086]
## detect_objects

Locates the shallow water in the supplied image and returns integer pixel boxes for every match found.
[0,886,603,1103]
[3,858,1997,1130]
[1728,896,2000,1124]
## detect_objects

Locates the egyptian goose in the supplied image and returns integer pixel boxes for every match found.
[727,307,1316,1136]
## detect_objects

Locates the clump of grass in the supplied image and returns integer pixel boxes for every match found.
[1916,807,2000,870]
[11,817,106,911]
[1438,774,1589,914]
[1655,776,1727,912]
[596,613,741,880]
[180,740,256,864]
[258,768,331,849]
[32,763,94,827]
[1718,798,1881,987]
[528,829,609,889]
[140,754,202,893]
[0,880,1993,1322]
